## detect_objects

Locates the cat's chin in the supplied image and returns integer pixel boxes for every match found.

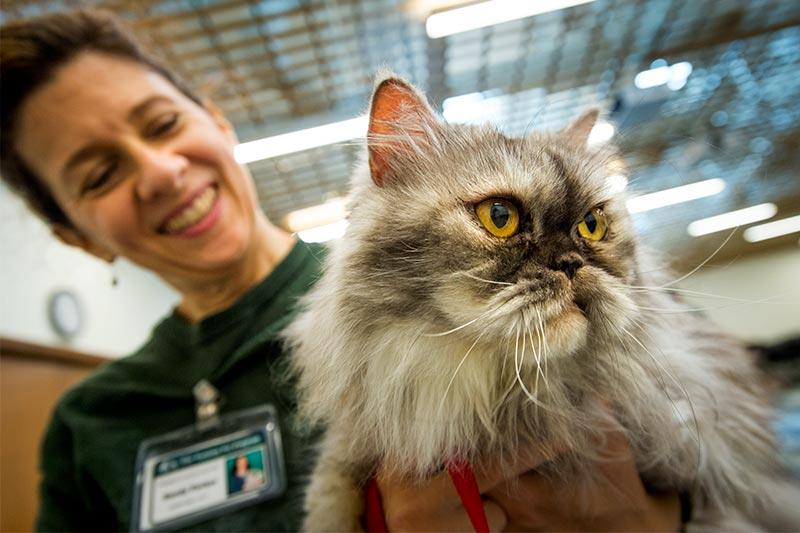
[494,302,589,362]
[537,303,589,358]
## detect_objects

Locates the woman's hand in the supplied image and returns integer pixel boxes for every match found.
[376,419,681,531]
[488,427,681,531]
[377,446,556,531]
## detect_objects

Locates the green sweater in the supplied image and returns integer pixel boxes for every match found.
[36,242,325,532]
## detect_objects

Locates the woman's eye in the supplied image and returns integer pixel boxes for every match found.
[83,161,118,194]
[147,113,179,137]
[476,198,520,238]
[577,207,608,241]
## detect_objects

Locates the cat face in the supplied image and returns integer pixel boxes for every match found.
[343,76,639,360]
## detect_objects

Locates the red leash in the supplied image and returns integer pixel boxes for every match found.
[447,460,490,533]
[363,461,489,533]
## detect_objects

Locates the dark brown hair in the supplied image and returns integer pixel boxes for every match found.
[0,8,203,227]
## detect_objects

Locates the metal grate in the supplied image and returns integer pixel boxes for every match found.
[3,0,799,265]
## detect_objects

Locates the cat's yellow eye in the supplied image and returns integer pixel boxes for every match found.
[577,208,608,241]
[476,199,519,238]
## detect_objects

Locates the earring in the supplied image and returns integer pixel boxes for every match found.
[110,260,119,287]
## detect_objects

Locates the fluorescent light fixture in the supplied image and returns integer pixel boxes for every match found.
[634,61,693,90]
[587,121,615,145]
[634,65,671,89]
[234,116,367,164]
[687,203,777,237]
[426,0,595,39]
[284,198,348,233]
[626,178,726,214]
[743,214,800,242]
[297,219,349,243]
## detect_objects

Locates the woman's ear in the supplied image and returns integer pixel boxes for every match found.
[52,224,116,263]
[204,99,238,144]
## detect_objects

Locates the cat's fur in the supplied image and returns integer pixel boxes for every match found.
[283,73,798,531]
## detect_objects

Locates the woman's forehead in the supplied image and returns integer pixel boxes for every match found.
[15,52,186,184]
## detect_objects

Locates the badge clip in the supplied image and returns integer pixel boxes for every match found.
[193,379,221,430]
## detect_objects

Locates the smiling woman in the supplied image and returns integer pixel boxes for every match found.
[12,50,295,320]
[0,9,323,531]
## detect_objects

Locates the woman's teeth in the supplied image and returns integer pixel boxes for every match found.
[164,187,217,234]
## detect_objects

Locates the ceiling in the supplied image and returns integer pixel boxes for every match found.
[3,0,799,268]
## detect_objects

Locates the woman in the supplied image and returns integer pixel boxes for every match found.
[229,454,265,494]
[1,9,680,532]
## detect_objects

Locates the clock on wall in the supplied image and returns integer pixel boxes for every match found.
[47,289,83,340]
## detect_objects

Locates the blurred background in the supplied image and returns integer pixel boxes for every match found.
[1,0,798,529]
[2,0,798,355]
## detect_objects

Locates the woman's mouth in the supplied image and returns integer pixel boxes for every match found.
[161,185,220,236]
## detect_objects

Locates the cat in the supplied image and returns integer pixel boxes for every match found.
[282,71,798,531]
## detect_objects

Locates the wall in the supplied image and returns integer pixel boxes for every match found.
[679,245,800,345]
[0,185,179,358]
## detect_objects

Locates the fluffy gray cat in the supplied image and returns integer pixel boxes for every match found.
[283,73,798,531]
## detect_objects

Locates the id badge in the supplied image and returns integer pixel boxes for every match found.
[131,404,286,531]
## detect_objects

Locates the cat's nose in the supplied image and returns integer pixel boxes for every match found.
[553,252,584,279]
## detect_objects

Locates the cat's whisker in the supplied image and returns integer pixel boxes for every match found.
[618,324,704,462]
[519,322,527,376]
[495,326,521,417]
[627,319,705,480]
[535,308,553,394]
[636,296,783,314]
[439,330,488,410]
[660,228,737,288]
[624,285,787,305]
[424,307,499,337]
[513,312,550,411]
[526,321,543,406]
[459,271,514,286]
[609,324,686,431]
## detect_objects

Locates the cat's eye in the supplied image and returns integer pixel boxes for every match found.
[476,199,519,238]
[577,208,608,241]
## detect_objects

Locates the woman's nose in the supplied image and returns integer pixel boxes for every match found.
[134,146,189,202]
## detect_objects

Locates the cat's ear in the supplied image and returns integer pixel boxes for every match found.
[367,74,438,186]
[562,108,600,146]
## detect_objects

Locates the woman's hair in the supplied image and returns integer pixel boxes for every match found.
[0,8,203,227]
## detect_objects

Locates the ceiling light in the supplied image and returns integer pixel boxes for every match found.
[743,214,800,242]
[297,220,349,243]
[234,116,367,164]
[687,203,778,237]
[587,121,615,145]
[626,178,726,214]
[283,198,348,233]
[425,0,596,39]
[634,61,693,90]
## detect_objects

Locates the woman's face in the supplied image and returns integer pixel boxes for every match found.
[235,455,249,474]
[15,52,262,283]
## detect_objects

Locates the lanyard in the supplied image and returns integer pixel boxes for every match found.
[364,460,489,533]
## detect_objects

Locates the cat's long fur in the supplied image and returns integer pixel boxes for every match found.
[283,73,797,531]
